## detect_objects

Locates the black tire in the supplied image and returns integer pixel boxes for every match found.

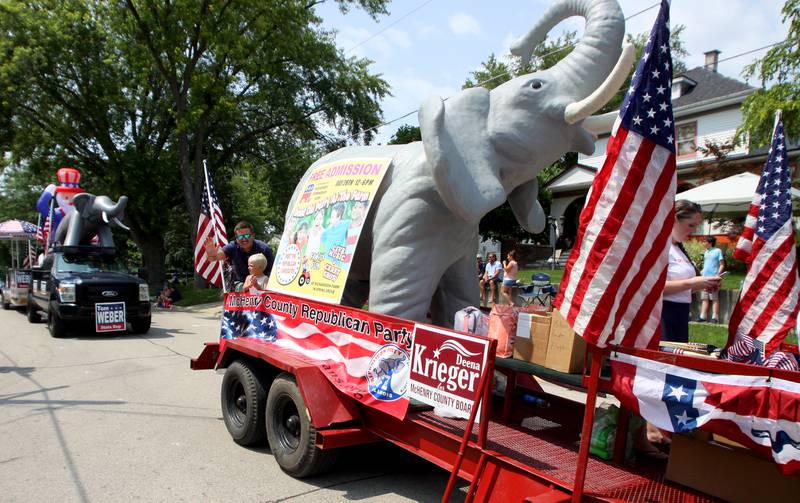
[1,291,9,310]
[266,373,338,478]
[48,307,68,338]
[221,360,268,446]
[298,275,306,286]
[26,297,41,323]
[131,317,151,334]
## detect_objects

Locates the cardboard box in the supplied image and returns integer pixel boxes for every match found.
[544,310,586,373]
[666,433,800,502]
[513,313,550,365]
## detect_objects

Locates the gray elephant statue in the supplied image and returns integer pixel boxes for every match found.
[285,0,633,326]
[55,193,130,248]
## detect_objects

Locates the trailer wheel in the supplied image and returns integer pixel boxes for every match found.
[221,360,267,446]
[26,297,40,323]
[266,373,337,478]
[48,307,68,338]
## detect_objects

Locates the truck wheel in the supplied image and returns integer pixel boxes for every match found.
[1,291,9,310]
[266,373,337,478]
[131,318,151,334]
[26,298,41,323]
[48,307,68,338]
[221,360,267,446]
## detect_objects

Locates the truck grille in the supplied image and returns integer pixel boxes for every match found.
[81,285,138,304]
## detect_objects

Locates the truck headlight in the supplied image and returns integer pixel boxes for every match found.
[58,283,76,303]
[139,283,149,302]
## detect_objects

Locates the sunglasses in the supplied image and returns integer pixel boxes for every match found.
[236,233,252,241]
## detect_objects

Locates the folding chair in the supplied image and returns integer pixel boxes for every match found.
[517,273,555,308]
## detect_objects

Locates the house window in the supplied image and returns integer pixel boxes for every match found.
[676,122,697,157]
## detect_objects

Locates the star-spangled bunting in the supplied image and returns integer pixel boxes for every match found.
[726,113,799,356]
[555,0,677,349]
[221,309,277,341]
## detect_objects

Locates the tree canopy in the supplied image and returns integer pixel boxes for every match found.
[739,0,800,146]
[0,0,390,285]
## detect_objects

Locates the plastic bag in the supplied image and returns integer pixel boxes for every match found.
[588,403,638,461]
[488,304,518,357]
[454,306,490,336]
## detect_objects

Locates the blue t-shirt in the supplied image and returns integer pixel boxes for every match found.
[701,247,724,277]
[222,239,274,282]
[321,220,350,262]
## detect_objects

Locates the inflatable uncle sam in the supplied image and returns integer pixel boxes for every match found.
[37,167,84,242]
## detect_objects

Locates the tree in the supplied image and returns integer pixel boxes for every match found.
[739,0,800,147]
[387,124,421,145]
[0,0,390,287]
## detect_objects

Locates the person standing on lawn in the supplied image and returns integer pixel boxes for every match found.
[698,236,725,323]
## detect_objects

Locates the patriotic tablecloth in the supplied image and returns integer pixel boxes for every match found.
[220,291,413,419]
[610,352,800,475]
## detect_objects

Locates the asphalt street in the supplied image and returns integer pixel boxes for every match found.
[0,304,455,502]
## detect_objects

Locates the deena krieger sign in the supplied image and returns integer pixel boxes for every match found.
[408,324,491,419]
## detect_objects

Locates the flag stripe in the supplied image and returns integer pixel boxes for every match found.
[194,167,228,288]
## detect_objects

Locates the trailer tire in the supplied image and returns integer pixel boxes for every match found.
[266,373,337,478]
[26,297,40,323]
[221,360,268,446]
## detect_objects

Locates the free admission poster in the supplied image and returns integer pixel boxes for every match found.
[268,158,391,303]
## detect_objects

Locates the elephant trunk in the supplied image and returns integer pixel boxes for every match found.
[511,0,624,111]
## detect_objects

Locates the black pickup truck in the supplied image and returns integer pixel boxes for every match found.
[27,246,151,337]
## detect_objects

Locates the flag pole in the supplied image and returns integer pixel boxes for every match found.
[45,199,54,255]
[204,160,227,293]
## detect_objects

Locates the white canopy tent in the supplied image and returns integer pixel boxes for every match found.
[676,172,800,214]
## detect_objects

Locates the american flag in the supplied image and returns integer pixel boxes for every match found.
[36,208,53,247]
[194,165,228,288]
[726,114,799,355]
[611,352,800,475]
[554,0,676,349]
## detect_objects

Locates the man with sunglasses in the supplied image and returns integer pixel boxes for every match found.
[205,221,274,289]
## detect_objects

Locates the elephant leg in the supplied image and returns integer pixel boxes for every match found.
[64,213,83,247]
[96,226,113,247]
[368,243,444,323]
[430,253,480,327]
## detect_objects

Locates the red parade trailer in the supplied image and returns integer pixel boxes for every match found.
[192,291,800,502]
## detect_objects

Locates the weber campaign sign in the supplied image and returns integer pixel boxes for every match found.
[221,292,413,419]
[408,325,491,419]
[95,302,126,332]
[268,158,391,304]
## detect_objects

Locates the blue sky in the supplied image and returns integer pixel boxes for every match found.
[317,0,789,143]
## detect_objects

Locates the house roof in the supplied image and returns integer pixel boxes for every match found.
[672,66,754,108]
[545,164,598,192]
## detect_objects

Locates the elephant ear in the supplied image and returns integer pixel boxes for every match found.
[419,91,506,224]
[72,193,92,216]
[508,178,546,234]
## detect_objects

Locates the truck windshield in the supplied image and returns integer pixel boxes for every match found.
[55,254,126,274]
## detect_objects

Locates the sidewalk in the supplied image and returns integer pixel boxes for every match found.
[167,301,224,316]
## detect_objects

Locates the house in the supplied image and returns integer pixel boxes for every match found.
[546,50,799,248]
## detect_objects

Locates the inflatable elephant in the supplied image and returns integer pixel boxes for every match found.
[55,193,129,248]
[286,0,633,326]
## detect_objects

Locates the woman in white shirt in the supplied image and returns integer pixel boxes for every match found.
[661,200,722,342]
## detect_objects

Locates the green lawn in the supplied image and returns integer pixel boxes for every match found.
[173,287,223,307]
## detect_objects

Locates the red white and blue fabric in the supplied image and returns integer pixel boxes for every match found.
[555,0,676,349]
[611,352,800,475]
[727,116,799,356]
[221,292,412,419]
[194,167,228,287]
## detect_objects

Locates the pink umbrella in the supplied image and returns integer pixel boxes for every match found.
[0,219,38,240]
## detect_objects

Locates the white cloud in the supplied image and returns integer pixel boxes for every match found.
[449,13,481,36]
[417,24,442,40]
[384,28,412,48]
[334,25,412,59]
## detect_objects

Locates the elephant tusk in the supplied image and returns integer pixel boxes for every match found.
[102,211,109,223]
[581,111,618,135]
[112,217,130,231]
[564,42,635,125]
